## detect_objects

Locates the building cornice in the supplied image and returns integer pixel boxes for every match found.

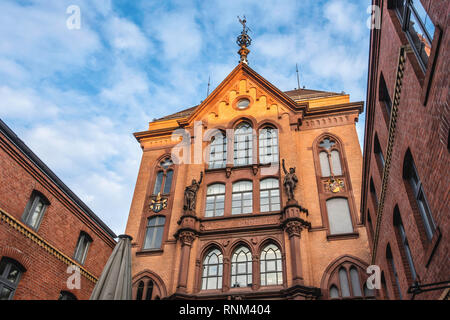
[0,207,98,283]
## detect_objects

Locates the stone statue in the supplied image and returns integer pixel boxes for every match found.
[282,159,298,202]
[183,171,203,212]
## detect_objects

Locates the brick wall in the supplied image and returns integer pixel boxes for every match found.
[0,125,116,300]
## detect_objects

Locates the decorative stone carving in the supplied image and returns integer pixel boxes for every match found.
[282,159,298,203]
[284,220,304,237]
[179,231,196,246]
[183,171,203,212]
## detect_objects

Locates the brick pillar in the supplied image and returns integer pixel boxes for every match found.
[285,220,305,285]
[176,230,196,293]
[282,202,310,287]
[175,211,199,293]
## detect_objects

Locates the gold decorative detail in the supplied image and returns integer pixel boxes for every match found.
[325,178,345,193]
[0,207,98,283]
[149,192,168,213]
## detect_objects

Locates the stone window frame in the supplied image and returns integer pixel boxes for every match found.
[321,255,374,300]
[142,216,166,251]
[195,238,286,294]
[202,118,283,219]
[136,154,178,255]
[132,270,167,300]
[312,133,360,240]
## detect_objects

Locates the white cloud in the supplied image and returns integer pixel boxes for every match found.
[105,16,152,58]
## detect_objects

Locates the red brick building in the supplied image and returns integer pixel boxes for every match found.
[362,0,449,300]
[0,119,116,300]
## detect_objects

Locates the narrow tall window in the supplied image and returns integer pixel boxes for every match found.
[22,191,49,230]
[394,0,435,71]
[234,122,253,166]
[260,244,282,286]
[153,157,174,196]
[153,171,164,194]
[387,244,402,299]
[326,198,353,235]
[73,232,92,264]
[349,267,362,297]
[201,248,223,290]
[403,151,436,240]
[231,246,252,288]
[379,73,392,120]
[205,184,225,217]
[145,281,154,300]
[143,216,165,249]
[260,178,280,212]
[209,131,227,169]
[0,258,24,300]
[319,152,331,177]
[318,138,342,176]
[136,281,144,300]
[394,208,417,281]
[232,181,253,215]
[374,134,385,172]
[370,178,378,208]
[259,126,279,164]
[339,267,351,297]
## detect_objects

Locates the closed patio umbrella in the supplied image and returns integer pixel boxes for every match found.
[90,234,133,300]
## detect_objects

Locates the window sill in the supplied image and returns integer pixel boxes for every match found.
[200,211,281,222]
[136,248,164,256]
[424,226,441,267]
[326,231,359,241]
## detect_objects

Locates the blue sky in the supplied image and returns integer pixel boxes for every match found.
[0,0,371,235]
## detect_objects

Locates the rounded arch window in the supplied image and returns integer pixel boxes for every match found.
[237,98,250,109]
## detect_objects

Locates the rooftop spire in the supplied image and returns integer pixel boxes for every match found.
[236,16,252,64]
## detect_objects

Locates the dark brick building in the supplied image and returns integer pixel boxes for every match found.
[362,0,449,299]
[0,119,116,300]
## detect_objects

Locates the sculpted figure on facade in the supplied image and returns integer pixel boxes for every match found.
[282,159,298,202]
[183,171,203,212]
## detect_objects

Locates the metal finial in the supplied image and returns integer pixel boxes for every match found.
[237,16,252,64]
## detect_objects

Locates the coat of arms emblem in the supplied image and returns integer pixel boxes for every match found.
[149,192,168,213]
[327,178,345,193]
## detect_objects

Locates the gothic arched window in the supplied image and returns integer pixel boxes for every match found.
[232,181,252,215]
[314,135,356,238]
[260,244,283,286]
[208,130,227,169]
[234,122,253,166]
[327,262,373,299]
[260,178,280,212]
[231,246,252,288]
[201,248,223,290]
[259,126,279,164]
[326,198,353,235]
[318,137,342,177]
[205,184,225,217]
[143,216,165,249]
[133,277,162,300]
[153,157,174,196]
